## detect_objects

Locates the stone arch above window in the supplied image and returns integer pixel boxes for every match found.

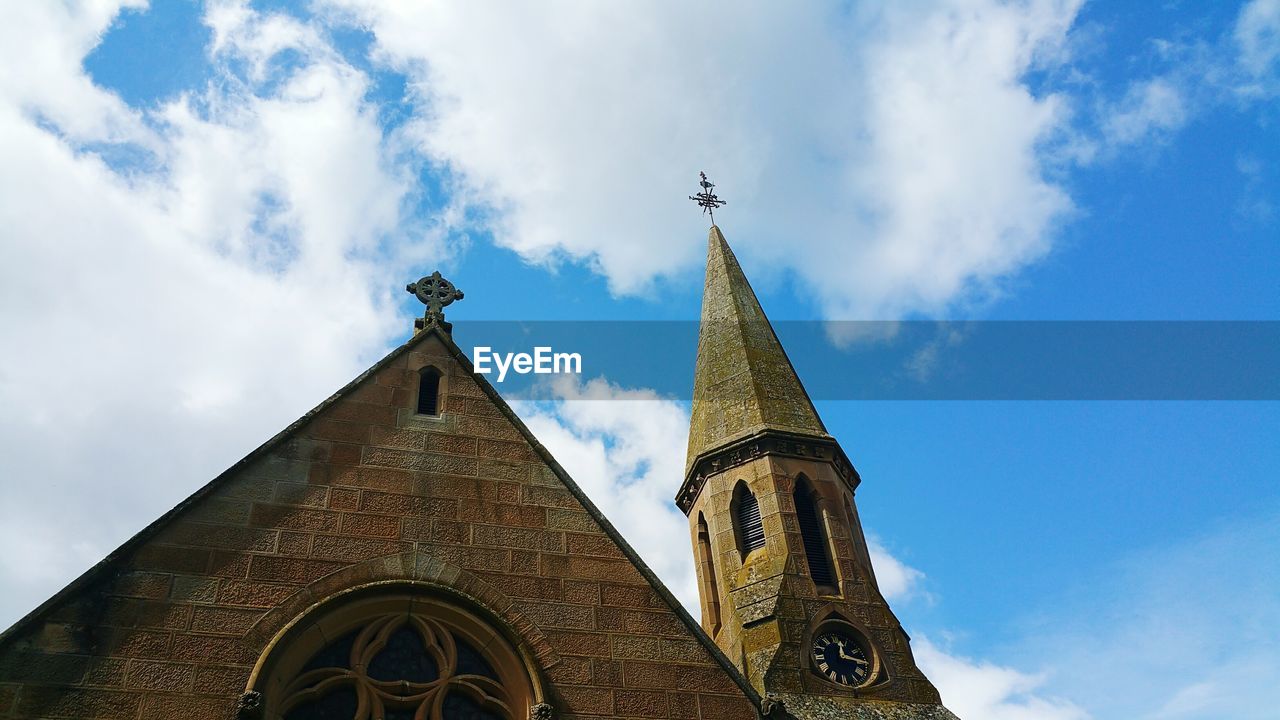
[731,480,766,558]
[246,585,547,720]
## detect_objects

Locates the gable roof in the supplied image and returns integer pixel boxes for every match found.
[0,322,765,712]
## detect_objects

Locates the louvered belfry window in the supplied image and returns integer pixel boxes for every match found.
[734,482,766,556]
[796,478,835,587]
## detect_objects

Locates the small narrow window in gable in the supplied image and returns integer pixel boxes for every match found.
[417,367,443,416]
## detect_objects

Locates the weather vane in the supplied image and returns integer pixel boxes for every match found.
[407,270,464,334]
[688,171,727,225]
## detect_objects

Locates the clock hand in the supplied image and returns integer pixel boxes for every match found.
[835,648,869,664]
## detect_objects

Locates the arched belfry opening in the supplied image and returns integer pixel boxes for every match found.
[731,481,765,559]
[795,476,836,590]
[695,512,722,637]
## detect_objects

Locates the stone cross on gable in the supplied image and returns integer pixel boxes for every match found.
[407,270,464,334]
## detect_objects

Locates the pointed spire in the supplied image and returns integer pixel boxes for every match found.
[686,226,827,471]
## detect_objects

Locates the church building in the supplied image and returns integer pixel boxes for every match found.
[0,224,958,720]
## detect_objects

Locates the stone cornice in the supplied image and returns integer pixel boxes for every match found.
[677,429,862,514]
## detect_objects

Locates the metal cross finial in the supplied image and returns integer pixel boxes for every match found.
[407,270,464,334]
[688,171,727,225]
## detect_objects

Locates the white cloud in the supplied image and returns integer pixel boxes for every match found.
[1011,511,1280,720]
[0,0,154,146]
[1101,78,1187,147]
[0,0,433,628]
[324,0,1082,318]
[916,638,1092,720]
[516,377,941,617]
[518,380,1280,720]
[513,378,700,610]
[867,536,927,602]
[1236,0,1280,80]
[1090,0,1280,157]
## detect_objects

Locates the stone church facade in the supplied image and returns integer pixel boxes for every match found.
[0,227,958,720]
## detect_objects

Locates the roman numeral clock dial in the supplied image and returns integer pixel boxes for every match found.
[811,629,874,687]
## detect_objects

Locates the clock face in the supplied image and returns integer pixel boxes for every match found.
[811,630,873,687]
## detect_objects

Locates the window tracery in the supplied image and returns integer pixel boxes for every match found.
[252,592,535,720]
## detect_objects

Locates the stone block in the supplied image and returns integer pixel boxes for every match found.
[139,693,237,720]
[557,685,614,716]
[247,556,345,584]
[249,505,340,533]
[567,533,625,559]
[546,508,598,533]
[473,525,564,552]
[542,630,612,658]
[159,523,279,553]
[189,606,263,635]
[191,664,250,696]
[327,487,360,511]
[304,418,369,445]
[272,482,328,508]
[310,535,410,563]
[277,531,312,556]
[124,659,195,691]
[216,580,297,608]
[360,491,456,518]
[545,655,592,685]
[113,572,172,600]
[168,634,256,665]
[340,512,402,539]
[615,688,667,717]
[521,485,578,509]
[368,426,426,451]
[458,500,545,528]
[15,687,142,719]
[697,693,757,720]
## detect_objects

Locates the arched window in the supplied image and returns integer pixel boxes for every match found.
[251,590,538,720]
[696,512,722,636]
[795,477,835,588]
[732,481,766,557]
[417,366,443,416]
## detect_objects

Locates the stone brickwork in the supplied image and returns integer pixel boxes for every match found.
[0,329,759,720]
[688,453,943,707]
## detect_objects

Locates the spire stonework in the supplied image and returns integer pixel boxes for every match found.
[685,225,828,474]
[679,226,959,719]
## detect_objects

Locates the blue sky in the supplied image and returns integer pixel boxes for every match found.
[1,2,1277,718]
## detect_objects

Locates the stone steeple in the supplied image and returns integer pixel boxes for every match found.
[686,225,827,473]
[678,225,958,719]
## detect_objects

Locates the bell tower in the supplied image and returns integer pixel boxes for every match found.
[678,225,956,717]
